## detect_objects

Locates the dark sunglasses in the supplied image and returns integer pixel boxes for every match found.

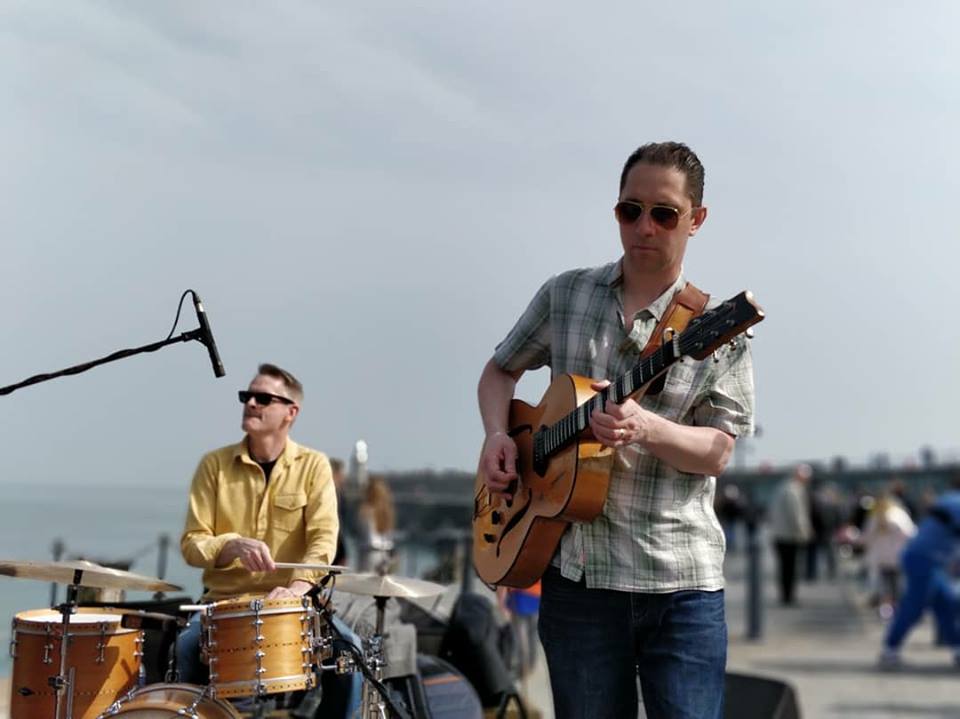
[614,200,693,230]
[238,390,295,406]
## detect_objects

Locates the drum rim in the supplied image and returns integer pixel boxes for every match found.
[208,595,310,610]
[13,607,139,635]
[106,682,242,716]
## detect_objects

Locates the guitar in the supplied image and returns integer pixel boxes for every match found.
[472,290,765,588]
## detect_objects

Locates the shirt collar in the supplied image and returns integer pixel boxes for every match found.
[235,437,297,466]
[607,260,686,322]
[602,261,623,287]
[646,272,687,322]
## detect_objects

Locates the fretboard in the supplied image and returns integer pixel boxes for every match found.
[536,316,720,461]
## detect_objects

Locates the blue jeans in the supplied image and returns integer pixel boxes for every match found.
[884,551,959,650]
[176,610,363,716]
[538,567,727,719]
[175,612,207,685]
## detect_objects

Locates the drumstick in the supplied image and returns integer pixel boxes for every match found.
[273,562,348,572]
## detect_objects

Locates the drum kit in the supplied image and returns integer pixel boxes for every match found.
[1,558,446,719]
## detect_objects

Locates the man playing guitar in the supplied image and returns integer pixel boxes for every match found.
[478,142,756,719]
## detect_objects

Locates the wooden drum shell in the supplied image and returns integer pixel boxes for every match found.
[97,683,241,718]
[9,608,142,719]
[200,596,326,699]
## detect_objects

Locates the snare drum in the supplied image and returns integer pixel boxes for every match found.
[9,608,143,719]
[200,596,330,698]
[97,683,240,718]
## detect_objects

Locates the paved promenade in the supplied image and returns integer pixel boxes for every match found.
[518,546,960,719]
[722,547,960,719]
[3,545,959,718]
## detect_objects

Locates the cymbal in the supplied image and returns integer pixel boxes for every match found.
[0,559,182,593]
[331,572,445,599]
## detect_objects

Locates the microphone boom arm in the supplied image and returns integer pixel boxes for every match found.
[0,328,218,397]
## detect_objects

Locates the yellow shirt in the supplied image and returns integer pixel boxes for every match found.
[180,438,339,600]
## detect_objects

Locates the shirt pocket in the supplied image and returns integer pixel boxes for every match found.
[272,492,308,533]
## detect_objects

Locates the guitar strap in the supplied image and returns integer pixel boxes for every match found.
[638,281,710,396]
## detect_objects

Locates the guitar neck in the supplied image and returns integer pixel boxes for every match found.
[537,340,681,461]
[533,291,762,466]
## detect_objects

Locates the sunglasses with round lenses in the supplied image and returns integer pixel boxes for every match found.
[614,200,690,230]
[238,390,294,406]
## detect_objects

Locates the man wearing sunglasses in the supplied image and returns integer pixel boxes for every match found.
[178,363,341,682]
[478,142,755,719]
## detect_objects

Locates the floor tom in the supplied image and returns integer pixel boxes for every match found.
[9,607,143,719]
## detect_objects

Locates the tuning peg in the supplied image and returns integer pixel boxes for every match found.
[745,328,755,339]
[728,340,738,350]
[712,351,721,364]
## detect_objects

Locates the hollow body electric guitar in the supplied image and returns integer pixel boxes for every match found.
[472,291,765,588]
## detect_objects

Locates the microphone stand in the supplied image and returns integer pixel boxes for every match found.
[0,328,210,397]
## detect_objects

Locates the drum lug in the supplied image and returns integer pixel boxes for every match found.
[252,598,265,644]
[202,621,217,658]
[42,623,54,665]
[96,622,108,663]
[8,618,16,659]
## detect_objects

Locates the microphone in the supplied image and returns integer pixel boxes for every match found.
[191,292,226,378]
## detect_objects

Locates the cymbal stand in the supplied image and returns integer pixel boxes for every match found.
[358,597,389,719]
[51,569,83,719]
[311,590,411,719]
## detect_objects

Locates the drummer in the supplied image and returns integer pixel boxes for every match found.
[177,363,358,710]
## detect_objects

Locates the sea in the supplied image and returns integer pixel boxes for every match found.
[0,481,200,677]
[0,481,442,678]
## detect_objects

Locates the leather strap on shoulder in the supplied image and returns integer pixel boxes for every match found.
[640,282,710,395]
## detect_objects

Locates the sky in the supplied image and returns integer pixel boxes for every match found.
[1,1,958,489]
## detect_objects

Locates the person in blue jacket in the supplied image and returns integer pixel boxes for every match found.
[879,480,960,668]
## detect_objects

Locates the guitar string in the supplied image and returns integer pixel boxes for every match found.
[538,309,748,458]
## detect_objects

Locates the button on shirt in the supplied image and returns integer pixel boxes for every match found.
[493,262,755,593]
[181,438,339,600]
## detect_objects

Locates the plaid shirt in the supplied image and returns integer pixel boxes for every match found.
[493,261,755,592]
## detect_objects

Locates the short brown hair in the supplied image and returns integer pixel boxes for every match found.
[619,141,705,206]
[257,363,304,403]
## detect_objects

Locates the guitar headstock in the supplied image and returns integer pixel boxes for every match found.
[683,291,765,361]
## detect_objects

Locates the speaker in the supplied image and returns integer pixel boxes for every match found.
[724,671,801,719]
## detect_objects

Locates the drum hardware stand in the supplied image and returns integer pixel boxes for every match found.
[308,583,412,719]
[248,695,278,719]
[51,568,83,719]
[163,618,184,683]
[358,596,391,719]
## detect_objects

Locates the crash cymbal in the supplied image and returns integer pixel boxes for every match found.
[0,559,182,592]
[331,572,445,599]
[273,562,349,573]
